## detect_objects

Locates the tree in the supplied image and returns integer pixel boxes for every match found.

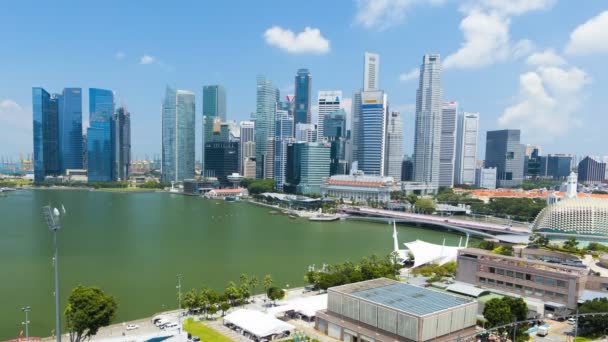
[223,281,241,306]
[249,275,258,297]
[483,298,512,328]
[64,285,118,342]
[406,194,419,205]
[267,286,285,302]
[183,288,201,311]
[502,297,527,322]
[219,302,231,317]
[563,237,579,250]
[491,245,514,256]
[263,274,273,293]
[578,298,608,337]
[414,198,436,214]
[529,233,549,247]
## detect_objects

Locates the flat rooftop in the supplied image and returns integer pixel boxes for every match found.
[332,278,474,317]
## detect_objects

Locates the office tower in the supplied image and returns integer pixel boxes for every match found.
[274,109,294,190]
[578,156,606,184]
[285,142,330,194]
[384,111,403,180]
[240,121,255,176]
[476,167,497,189]
[350,91,362,166]
[255,75,278,179]
[525,147,542,179]
[294,69,312,125]
[202,85,227,164]
[204,141,239,186]
[243,158,256,179]
[113,107,131,181]
[324,109,348,175]
[87,88,114,182]
[32,87,60,182]
[364,52,379,91]
[58,88,84,172]
[485,129,524,187]
[543,154,572,180]
[317,91,342,141]
[454,112,479,185]
[401,158,414,181]
[439,102,457,187]
[413,54,442,190]
[161,86,196,183]
[295,123,317,143]
[525,145,542,158]
[264,137,275,179]
[358,90,387,176]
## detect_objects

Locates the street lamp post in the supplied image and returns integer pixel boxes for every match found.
[176,274,183,334]
[21,306,31,342]
[43,205,62,342]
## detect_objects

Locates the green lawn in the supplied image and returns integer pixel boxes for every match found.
[183,318,232,342]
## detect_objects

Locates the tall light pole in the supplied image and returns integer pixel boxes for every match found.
[43,205,62,342]
[21,306,31,342]
[176,274,183,334]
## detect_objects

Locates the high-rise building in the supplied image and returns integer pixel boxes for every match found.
[240,121,255,176]
[255,75,277,179]
[113,107,131,181]
[32,87,60,182]
[274,109,294,190]
[401,158,414,181]
[58,88,84,172]
[476,167,497,190]
[525,147,542,179]
[202,85,227,121]
[87,88,114,182]
[542,154,572,180]
[413,54,442,191]
[294,68,311,126]
[264,137,275,180]
[578,156,606,184]
[439,102,457,187]
[295,123,317,143]
[324,109,348,175]
[350,91,362,166]
[454,112,479,185]
[485,129,524,187]
[317,91,342,141]
[243,158,256,179]
[384,111,403,180]
[161,86,196,183]
[358,91,387,176]
[204,141,239,186]
[364,52,379,91]
[285,142,330,194]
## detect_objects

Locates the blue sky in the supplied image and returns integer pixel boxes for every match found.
[1,0,607,161]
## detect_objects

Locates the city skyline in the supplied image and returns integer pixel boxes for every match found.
[1,1,608,159]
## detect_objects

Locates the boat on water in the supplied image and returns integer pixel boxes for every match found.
[224,195,238,202]
[0,187,16,192]
[309,214,341,222]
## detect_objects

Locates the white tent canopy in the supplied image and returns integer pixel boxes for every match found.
[267,294,327,317]
[404,239,463,268]
[223,309,294,338]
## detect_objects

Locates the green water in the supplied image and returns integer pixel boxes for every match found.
[0,190,468,340]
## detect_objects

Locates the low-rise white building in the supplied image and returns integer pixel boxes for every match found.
[321,173,397,203]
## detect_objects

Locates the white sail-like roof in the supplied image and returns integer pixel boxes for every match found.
[404,239,462,268]
[223,309,294,338]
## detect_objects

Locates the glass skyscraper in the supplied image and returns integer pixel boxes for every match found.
[285,142,330,194]
[384,111,403,180]
[439,101,458,187]
[274,109,294,190]
[113,107,131,181]
[255,75,278,179]
[413,54,442,191]
[32,87,60,182]
[202,85,226,165]
[358,90,387,176]
[87,88,115,182]
[162,86,196,183]
[454,112,479,185]
[485,129,524,187]
[294,68,311,126]
[58,88,83,172]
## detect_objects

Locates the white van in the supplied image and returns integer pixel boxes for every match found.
[537,326,549,337]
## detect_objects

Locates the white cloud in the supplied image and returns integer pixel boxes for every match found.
[399,68,419,82]
[115,51,126,59]
[565,11,608,55]
[264,26,330,54]
[391,103,416,114]
[0,99,31,154]
[444,0,553,69]
[140,55,156,65]
[526,49,566,67]
[354,0,446,30]
[498,64,590,142]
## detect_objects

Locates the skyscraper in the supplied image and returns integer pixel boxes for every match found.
[324,109,348,175]
[364,52,379,91]
[384,111,403,180]
[578,156,606,184]
[240,121,255,176]
[32,87,60,182]
[202,85,227,165]
[454,112,479,185]
[161,86,196,183]
[294,69,311,125]
[204,141,239,186]
[255,75,278,179]
[87,88,114,182]
[58,88,83,172]
[485,129,524,187]
[316,90,342,141]
[439,102,458,187]
[295,123,317,143]
[285,142,330,194]
[113,107,131,181]
[350,91,362,166]
[413,54,442,191]
[274,109,294,190]
[358,91,387,176]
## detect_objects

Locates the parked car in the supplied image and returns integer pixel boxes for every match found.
[126,324,139,331]
[165,322,179,328]
[567,318,577,325]
[537,326,549,337]
[192,337,201,342]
